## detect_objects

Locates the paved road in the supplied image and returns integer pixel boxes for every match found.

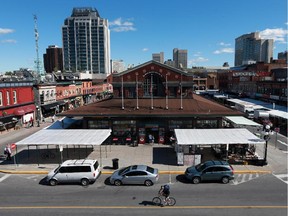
[0,173,286,216]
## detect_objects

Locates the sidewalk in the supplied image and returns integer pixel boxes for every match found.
[0,143,282,175]
[0,117,286,175]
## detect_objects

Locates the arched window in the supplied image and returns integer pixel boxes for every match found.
[143,73,165,97]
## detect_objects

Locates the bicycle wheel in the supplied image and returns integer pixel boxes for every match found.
[167,197,176,206]
[152,197,162,206]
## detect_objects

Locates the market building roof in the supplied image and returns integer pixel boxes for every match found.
[57,94,241,118]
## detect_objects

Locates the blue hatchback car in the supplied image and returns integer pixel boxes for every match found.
[185,160,234,184]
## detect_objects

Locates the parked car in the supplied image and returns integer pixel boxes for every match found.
[109,165,159,186]
[185,160,234,184]
[46,159,101,186]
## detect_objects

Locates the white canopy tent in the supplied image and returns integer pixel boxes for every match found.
[224,116,261,127]
[174,128,264,145]
[16,129,112,145]
[15,129,112,166]
[174,128,265,166]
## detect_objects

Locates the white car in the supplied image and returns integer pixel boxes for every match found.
[46,159,101,186]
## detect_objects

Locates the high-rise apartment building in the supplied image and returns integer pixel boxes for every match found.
[278,51,288,62]
[43,45,63,73]
[62,7,110,79]
[235,32,273,66]
[111,59,126,73]
[152,52,164,63]
[173,48,188,69]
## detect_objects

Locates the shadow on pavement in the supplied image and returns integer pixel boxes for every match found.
[139,201,158,206]
[176,174,193,184]
[152,146,177,166]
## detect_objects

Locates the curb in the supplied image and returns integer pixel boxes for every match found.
[0,170,272,175]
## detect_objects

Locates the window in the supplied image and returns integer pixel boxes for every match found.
[125,171,147,176]
[204,167,214,173]
[93,161,99,170]
[6,91,10,105]
[0,92,2,106]
[13,91,17,104]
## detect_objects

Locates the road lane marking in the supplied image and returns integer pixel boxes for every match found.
[0,205,287,209]
[278,140,288,146]
[273,174,288,184]
[0,174,11,182]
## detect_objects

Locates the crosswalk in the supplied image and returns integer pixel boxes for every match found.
[231,173,260,185]
[273,173,288,184]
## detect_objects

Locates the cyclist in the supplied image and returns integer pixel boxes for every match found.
[160,184,170,204]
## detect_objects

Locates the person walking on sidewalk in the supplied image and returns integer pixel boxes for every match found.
[4,145,12,160]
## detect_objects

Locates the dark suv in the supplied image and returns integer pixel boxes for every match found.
[185,160,234,184]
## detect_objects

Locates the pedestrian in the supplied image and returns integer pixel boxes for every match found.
[52,115,55,122]
[148,134,155,144]
[29,116,34,127]
[4,145,12,160]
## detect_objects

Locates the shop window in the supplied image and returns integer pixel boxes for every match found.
[196,120,217,128]
[6,91,10,105]
[0,92,3,106]
[13,90,17,104]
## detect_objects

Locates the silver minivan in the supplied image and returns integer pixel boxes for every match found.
[46,159,101,186]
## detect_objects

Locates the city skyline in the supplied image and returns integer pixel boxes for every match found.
[0,0,287,73]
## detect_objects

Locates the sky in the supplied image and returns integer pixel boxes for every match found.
[0,0,287,73]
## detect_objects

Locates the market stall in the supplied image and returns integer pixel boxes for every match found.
[174,128,265,166]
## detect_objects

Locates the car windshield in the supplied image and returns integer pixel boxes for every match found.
[54,165,61,173]
[118,166,131,175]
[195,163,207,172]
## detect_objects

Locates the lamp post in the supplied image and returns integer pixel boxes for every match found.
[36,105,40,127]
[262,124,271,165]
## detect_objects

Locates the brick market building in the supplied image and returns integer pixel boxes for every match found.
[58,61,241,144]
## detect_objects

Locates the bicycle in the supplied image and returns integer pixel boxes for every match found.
[152,189,176,206]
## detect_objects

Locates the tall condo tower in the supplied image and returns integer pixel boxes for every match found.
[152,52,164,63]
[235,32,273,66]
[62,7,110,79]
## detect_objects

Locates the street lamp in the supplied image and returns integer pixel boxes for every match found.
[262,124,271,165]
[36,105,40,127]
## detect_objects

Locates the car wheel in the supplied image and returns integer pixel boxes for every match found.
[144,180,153,186]
[114,180,122,186]
[49,179,57,186]
[192,177,201,184]
[81,178,90,186]
[221,176,230,184]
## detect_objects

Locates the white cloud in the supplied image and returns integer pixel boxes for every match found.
[189,57,209,65]
[193,52,202,57]
[0,28,14,35]
[219,42,231,46]
[213,48,234,54]
[1,39,17,43]
[259,28,288,43]
[142,48,149,52]
[110,18,136,32]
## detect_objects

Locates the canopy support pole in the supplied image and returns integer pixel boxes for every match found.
[100,145,102,167]
[226,144,229,161]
